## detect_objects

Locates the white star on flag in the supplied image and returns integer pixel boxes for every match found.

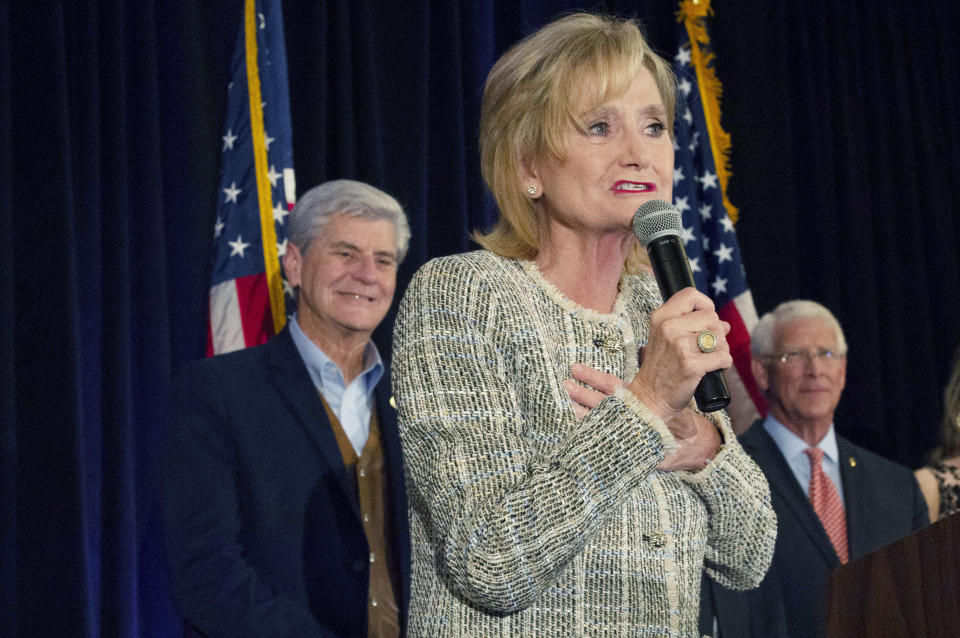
[681,225,696,245]
[228,235,250,257]
[678,77,692,96]
[688,131,699,152]
[713,243,734,263]
[675,46,692,66]
[214,217,225,238]
[711,276,728,295]
[719,216,734,233]
[276,238,287,257]
[689,256,701,273]
[273,201,289,224]
[675,196,691,214]
[267,165,282,187]
[222,129,237,151]
[223,182,241,203]
[699,204,712,221]
[673,166,685,186]
[698,170,718,190]
[264,132,275,150]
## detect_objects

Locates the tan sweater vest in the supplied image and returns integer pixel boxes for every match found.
[320,395,400,638]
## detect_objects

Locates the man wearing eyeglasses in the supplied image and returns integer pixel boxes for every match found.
[700,299,928,638]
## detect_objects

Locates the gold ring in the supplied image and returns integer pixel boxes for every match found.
[697,330,719,353]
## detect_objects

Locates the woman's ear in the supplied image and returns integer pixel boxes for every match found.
[521,157,541,199]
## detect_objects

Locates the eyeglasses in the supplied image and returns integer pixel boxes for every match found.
[767,348,844,367]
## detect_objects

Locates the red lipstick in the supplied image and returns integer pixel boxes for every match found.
[611,180,656,193]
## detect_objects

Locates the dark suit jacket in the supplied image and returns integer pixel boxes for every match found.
[163,328,410,638]
[700,420,928,638]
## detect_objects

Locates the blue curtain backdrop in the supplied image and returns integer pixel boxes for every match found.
[2,0,958,635]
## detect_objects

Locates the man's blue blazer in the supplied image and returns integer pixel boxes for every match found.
[163,327,410,637]
[700,420,928,638]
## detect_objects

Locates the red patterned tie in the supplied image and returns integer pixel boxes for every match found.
[805,447,849,563]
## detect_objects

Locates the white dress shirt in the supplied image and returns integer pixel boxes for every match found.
[763,414,846,507]
[289,314,384,456]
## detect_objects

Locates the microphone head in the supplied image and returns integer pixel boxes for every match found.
[632,199,682,246]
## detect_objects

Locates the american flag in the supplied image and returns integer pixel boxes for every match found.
[208,0,296,356]
[672,0,767,431]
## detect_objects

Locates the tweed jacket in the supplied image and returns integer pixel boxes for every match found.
[392,251,776,637]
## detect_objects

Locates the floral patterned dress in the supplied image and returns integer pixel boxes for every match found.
[927,461,960,520]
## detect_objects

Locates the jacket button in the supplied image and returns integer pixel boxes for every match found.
[593,336,622,353]
[642,531,668,548]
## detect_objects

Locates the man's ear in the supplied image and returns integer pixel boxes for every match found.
[751,357,769,393]
[283,243,303,288]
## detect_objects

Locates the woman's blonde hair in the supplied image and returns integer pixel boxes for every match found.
[473,12,676,273]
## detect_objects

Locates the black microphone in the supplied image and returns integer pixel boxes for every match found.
[632,199,730,412]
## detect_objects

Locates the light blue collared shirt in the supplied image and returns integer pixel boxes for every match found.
[289,314,385,456]
[763,415,846,507]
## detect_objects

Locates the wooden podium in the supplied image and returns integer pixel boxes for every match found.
[825,512,960,637]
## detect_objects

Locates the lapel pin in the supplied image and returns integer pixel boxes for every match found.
[389,395,397,409]
[848,456,856,468]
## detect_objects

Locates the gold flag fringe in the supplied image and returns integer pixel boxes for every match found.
[677,0,739,224]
